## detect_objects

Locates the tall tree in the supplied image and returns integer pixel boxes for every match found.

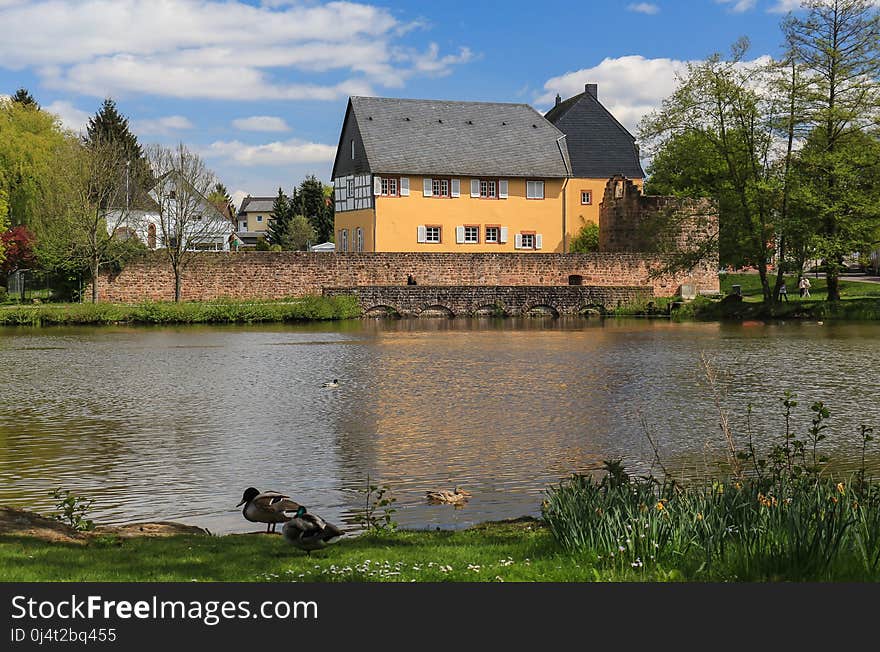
[641,40,781,301]
[0,97,67,230]
[41,138,145,302]
[783,0,880,300]
[207,182,236,225]
[147,143,223,302]
[84,98,151,204]
[298,175,332,243]
[11,88,38,109]
[283,215,316,251]
[266,187,292,246]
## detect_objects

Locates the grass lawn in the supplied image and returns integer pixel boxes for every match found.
[0,521,655,583]
[1,518,877,583]
[719,272,880,303]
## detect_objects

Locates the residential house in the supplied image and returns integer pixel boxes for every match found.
[235,195,275,247]
[109,171,235,251]
[330,86,643,253]
[331,96,571,253]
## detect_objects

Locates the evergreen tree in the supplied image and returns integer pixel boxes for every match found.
[11,88,38,109]
[84,98,151,203]
[266,187,293,246]
[207,182,235,224]
[298,175,333,242]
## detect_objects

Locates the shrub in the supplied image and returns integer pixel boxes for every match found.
[569,222,600,253]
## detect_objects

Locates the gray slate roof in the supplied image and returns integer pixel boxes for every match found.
[544,90,644,179]
[347,96,571,178]
[238,196,275,215]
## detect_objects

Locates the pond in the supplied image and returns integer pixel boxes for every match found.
[1,317,879,533]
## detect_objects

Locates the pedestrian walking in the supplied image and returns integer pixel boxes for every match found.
[778,282,788,302]
[801,276,811,298]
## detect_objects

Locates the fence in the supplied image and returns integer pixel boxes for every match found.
[4,269,83,303]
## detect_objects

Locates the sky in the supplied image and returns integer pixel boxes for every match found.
[0,0,823,210]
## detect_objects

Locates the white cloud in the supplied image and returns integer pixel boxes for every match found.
[230,190,249,212]
[538,54,771,135]
[205,138,336,167]
[232,116,291,132]
[0,1,472,100]
[133,115,193,135]
[716,0,757,12]
[44,100,91,133]
[538,56,693,133]
[626,3,660,14]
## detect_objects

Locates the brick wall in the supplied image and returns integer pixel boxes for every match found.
[600,176,719,255]
[93,251,719,302]
[323,285,654,317]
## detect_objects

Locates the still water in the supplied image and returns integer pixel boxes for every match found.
[1,318,879,533]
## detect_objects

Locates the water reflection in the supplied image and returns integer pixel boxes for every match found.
[1,318,879,533]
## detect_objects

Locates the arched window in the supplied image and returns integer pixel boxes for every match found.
[147,223,157,249]
[356,227,364,252]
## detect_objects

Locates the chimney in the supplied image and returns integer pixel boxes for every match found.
[585,83,598,99]
[555,93,561,106]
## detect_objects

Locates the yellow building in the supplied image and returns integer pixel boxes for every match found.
[331,88,643,253]
[235,195,274,247]
[544,84,645,240]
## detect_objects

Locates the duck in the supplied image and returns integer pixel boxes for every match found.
[236,487,301,533]
[426,486,472,505]
[282,506,344,555]
[322,379,339,388]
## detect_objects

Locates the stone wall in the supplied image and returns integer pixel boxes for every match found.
[600,176,719,255]
[93,251,719,303]
[322,285,653,317]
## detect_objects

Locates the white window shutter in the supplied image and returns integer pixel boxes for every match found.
[451,178,461,198]
[423,178,433,197]
[500,227,509,243]
[499,179,509,199]
[535,234,543,250]
[417,225,427,243]
[514,233,523,249]
[470,179,480,198]
[456,226,465,244]
[400,177,410,196]
[374,176,382,196]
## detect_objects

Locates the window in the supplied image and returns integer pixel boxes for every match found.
[356,227,364,252]
[521,233,535,249]
[485,226,499,243]
[351,139,355,160]
[239,221,247,232]
[425,226,441,243]
[256,215,263,222]
[526,180,545,200]
[581,190,592,205]
[464,226,479,244]
[479,179,497,198]
[347,179,355,198]
[380,177,398,196]
[432,178,450,198]
[340,229,348,252]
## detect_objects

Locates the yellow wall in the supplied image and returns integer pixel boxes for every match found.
[241,211,270,233]
[374,176,566,253]
[565,177,643,248]
[335,208,375,252]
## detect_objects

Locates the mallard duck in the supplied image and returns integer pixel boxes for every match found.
[282,506,344,555]
[237,487,301,533]
[322,379,339,388]
[426,487,472,505]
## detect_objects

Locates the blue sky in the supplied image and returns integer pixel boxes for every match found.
[0,0,810,208]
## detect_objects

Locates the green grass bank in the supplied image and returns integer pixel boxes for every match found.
[0,295,361,326]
